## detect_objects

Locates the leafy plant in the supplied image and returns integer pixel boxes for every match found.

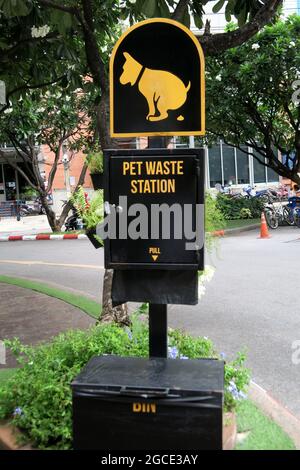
[216,193,264,219]
[86,151,104,174]
[0,321,250,449]
[205,192,226,252]
[71,186,104,231]
[239,207,252,219]
[205,192,226,232]
[19,186,38,201]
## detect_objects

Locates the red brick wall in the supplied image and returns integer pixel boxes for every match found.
[41,145,92,190]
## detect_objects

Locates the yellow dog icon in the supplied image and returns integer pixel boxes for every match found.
[120,52,191,122]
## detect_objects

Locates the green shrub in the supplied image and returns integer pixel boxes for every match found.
[205,192,225,231]
[86,151,104,174]
[216,193,264,220]
[0,320,250,449]
[71,186,104,230]
[20,186,38,201]
[239,208,252,219]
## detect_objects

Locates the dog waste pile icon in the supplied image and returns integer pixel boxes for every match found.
[110,18,205,137]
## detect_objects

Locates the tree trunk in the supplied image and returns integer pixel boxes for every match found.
[56,161,89,230]
[99,269,131,326]
[96,92,130,325]
[39,193,60,232]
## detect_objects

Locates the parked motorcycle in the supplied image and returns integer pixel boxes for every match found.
[62,201,84,231]
[242,185,273,204]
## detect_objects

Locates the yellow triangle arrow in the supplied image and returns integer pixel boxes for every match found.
[151,255,159,261]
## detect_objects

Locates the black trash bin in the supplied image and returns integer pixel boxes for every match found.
[72,355,224,450]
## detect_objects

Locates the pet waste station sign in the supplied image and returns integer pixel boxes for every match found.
[110,18,205,137]
[104,148,204,270]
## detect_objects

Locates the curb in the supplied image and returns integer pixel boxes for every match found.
[213,223,260,237]
[249,381,300,449]
[0,233,87,242]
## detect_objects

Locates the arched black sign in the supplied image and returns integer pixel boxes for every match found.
[110,18,205,137]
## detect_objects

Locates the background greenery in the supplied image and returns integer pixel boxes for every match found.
[216,194,265,220]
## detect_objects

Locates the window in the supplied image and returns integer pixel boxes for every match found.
[222,146,236,185]
[3,164,17,200]
[253,152,266,183]
[208,145,222,187]
[236,147,250,184]
[267,166,279,183]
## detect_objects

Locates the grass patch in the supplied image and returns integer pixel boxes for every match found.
[0,275,100,320]
[236,400,295,450]
[0,369,16,386]
[225,218,260,230]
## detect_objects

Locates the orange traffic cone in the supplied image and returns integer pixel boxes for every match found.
[259,212,271,239]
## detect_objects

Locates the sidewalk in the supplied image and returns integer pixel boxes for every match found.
[0,283,94,368]
[0,215,51,236]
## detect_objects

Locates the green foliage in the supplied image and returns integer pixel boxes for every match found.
[19,185,38,200]
[71,186,104,230]
[86,151,104,174]
[224,351,250,412]
[239,207,252,219]
[0,85,91,152]
[216,194,264,220]
[0,1,280,115]
[0,320,250,449]
[0,0,30,18]
[206,15,300,181]
[205,193,226,250]
[121,0,264,28]
[205,192,226,230]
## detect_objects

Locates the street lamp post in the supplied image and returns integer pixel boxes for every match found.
[62,145,71,200]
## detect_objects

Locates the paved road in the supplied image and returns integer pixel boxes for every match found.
[0,227,300,418]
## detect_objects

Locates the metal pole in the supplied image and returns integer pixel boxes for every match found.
[189,136,195,148]
[149,304,168,358]
[148,136,168,358]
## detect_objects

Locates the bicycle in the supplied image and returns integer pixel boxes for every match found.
[264,199,295,229]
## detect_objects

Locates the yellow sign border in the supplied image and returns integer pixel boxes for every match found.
[109,18,205,138]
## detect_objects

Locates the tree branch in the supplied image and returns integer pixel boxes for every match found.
[58,160,88,228]
[172,0,190,21]
[0,75,66,114]
[78,0,108,91]
[199,0,283,55]
[38,0,77,15]
[1,32,59,61]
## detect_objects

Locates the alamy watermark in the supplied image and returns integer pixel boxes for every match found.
[96,196,204,251]
[291,340,300,365]
[0,340,6,365]
[292,79,300,105]
[0,80,6,105]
